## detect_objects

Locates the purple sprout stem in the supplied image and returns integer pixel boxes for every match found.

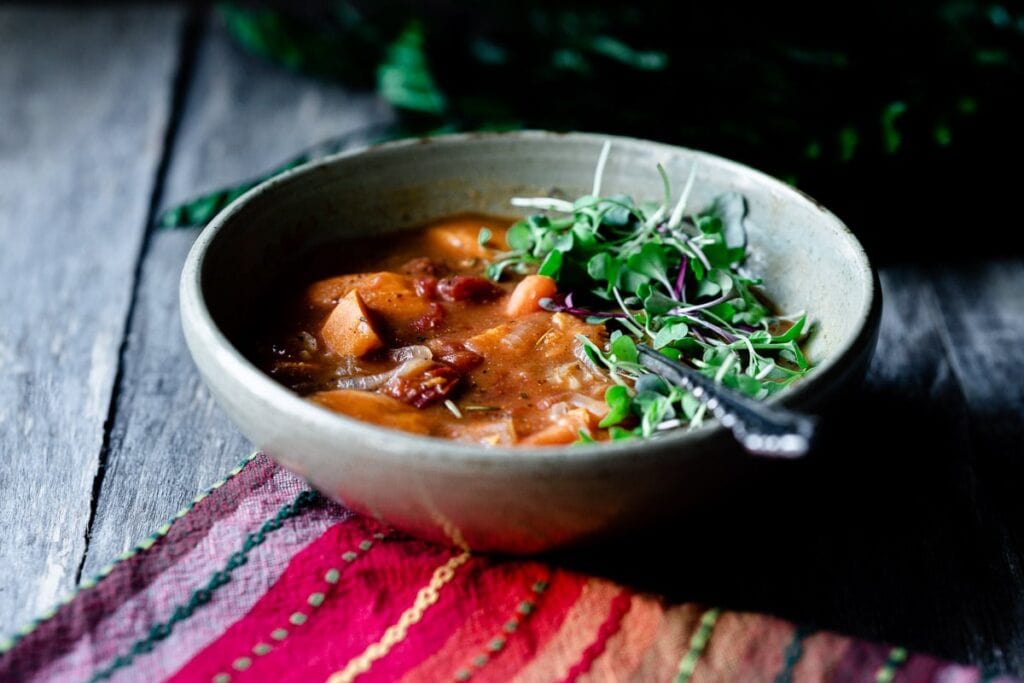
[540,295,629,319]
[674,254,688,301]
[681,234,712,273]
[686,315,737,343]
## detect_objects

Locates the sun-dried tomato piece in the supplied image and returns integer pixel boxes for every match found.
[411,302,446,332]
[414,276,438,299]
[383,361,460,408]
[439,350,484,374]
[437,275,503,302]
[400,257,440,277]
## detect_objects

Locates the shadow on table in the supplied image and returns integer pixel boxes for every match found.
[543,380,1024,673]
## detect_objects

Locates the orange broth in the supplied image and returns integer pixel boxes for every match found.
[253,215,614,447]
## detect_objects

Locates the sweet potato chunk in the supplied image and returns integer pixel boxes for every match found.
[320,291,383,357]
[309,389,431,435]
[306,274,364,308]
[445,417,517,446]
[464,312,551,357]
[506,275,557,317]
[521,408,596,446]
[538,312,607,359]
[465,312,605,363]
[306,272,430,327]
[424,218,507,260]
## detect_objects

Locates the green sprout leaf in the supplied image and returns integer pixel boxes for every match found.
[599,385,633,428]
[485,157,812,439]
[610,334,638,364]
[477,227,493,247]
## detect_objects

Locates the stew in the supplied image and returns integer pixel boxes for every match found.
[253,147,812,448]
[254,216,615,446]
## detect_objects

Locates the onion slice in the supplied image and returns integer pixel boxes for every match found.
[572,339,604,377]
[389,345,433,362]
[334,347,434,391]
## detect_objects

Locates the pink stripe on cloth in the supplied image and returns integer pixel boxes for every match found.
[900,653,961,682]
[574,593,665,682]
[2,452,1019,683]
[167,520,464,683]
[20,458,340,683]
[1,456,276,681]
[562,588,634,681]
[697,611,793,682]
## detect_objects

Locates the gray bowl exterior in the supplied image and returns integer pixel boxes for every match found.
[180,131,881,554]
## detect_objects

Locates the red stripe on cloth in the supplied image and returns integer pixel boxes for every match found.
[575,593,665,682]
[390,563,547,683]
[368,561,550,682]
[167,516,461,683]
[487,571,599,682]
[507,578,624,682]
[561,588,633,682]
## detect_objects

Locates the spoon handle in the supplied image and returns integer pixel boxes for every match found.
[637,345,817,458]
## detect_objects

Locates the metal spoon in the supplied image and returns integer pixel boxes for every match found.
[637,344,817,458]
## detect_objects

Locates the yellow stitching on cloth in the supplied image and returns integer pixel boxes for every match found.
[875,647,908,683]
[325,551,472,683]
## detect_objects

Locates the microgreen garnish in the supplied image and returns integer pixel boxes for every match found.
[484,142,813,442]
[477,227,493,247]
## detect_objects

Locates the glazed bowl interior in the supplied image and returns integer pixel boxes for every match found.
[182,131,878,552]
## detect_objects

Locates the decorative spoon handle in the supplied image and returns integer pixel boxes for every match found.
[637,344,817,458]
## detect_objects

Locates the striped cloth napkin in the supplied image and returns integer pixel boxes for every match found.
[0,454,1008,683]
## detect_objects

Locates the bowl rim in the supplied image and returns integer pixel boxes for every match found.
[180,130,881,468]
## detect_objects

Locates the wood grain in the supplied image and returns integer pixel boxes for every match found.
[0,6,183,627]
[79,18,393,577]
[928,260,1024,671]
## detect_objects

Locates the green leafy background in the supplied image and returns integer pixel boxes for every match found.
[170,1,1023,263]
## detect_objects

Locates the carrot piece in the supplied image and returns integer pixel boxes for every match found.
[320,290,384,357]
[309,389,431,435]
[520,422,579,446]
[424,219,508,260]
[505,275,557,317]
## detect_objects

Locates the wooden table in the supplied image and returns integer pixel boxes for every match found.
[2,6,1022,675]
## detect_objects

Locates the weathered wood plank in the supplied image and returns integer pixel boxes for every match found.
[808,267,1024,673]
[80,19,393,577]
[928,259,1024,672]
[0,7,184,628]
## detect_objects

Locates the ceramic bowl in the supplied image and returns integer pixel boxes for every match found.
[180,131,880,553]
